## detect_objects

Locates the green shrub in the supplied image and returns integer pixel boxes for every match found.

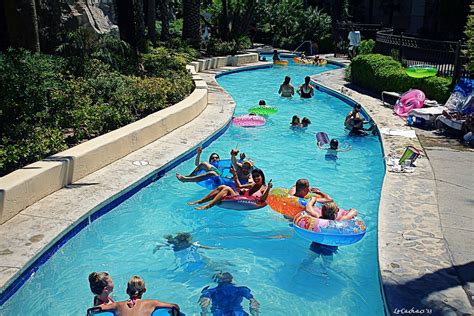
[206,38,237,56]
[141,47,189,77]
[357,39,375,55]
[350,54,451,103]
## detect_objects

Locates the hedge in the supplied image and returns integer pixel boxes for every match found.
[349,54,451,103]
[0,48,194,177]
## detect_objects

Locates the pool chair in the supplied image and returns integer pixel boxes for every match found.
[435,95,473,134]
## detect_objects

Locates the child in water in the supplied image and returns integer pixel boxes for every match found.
[154,233,220,273]
[89,271,115,306]
[272,50,280,62]
[290,115,301,128]
[318,139,351,159]
[301,117,311,128]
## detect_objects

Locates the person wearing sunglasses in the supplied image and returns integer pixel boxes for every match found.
[176,147,223,183]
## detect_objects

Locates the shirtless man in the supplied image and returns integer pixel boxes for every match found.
[278,76,295,97]
[288,179,329,200]
[98,276,180,316]
[345,103,376,135]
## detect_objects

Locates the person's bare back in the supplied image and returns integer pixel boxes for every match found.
[102,299,178,316]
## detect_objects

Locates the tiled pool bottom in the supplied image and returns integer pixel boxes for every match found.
[2,60,386,315]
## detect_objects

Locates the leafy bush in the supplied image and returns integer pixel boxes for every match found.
[141,47,190,77]
[464,4,474,71]
[349,54,451,103]
[206,38,237,56]
[357,39,375,55]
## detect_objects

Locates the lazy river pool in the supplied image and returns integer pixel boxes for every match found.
[1,57,386,315]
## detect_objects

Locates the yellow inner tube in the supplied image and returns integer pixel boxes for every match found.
[274,60,288,65]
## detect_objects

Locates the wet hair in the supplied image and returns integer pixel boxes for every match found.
[291,115,300,125]
[208,153,220,163]
[295,179,309,193]
[251,168,266,185]
[354,103,362,110]
[127,276,146,298]
[304,76,311,84]
[212,272,233,284]
[330,139,339,149]
[283,76,291,85]
[273,50,278,54]
[259,100,266,106]
[165,232,192,248]
[321,202,339,220]
[301,117,311,126]
[89,272,110,295]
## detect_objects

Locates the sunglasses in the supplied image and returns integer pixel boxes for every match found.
[211,156,219,160]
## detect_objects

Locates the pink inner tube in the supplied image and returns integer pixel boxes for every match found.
[394,89,426,117]
[232,115,266,127]
[218,195,267,211]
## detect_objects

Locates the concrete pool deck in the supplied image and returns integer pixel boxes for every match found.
[312,64,473,315]
[1,57,472,315]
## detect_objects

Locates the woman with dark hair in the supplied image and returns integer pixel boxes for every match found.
[297,76,314,98]
[188,168,273,210]
[278,76,295,97]
[176,147,223,183]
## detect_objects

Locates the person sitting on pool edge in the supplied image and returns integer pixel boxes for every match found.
[97,276,180,316]
[89,272,115,306]
[297,76,314,99]
[199,272,260,316]
[278,76,295,97]
[344,104,376,135]
[188,168,272,210]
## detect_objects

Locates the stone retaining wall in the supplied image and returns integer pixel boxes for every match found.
[0,53,258,224]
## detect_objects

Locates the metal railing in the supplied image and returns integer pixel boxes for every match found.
[375,29,471,83]
[333,22,386,57]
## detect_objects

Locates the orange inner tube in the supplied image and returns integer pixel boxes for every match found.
[267,188,323,217]
[274,60,288,65]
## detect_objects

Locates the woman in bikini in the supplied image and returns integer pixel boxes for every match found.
[98,276,180,316]
[278,76,295,97]
[89,272,115,306]
[176,147,222,183]
[188,168,272,210]
[297,76,314,98]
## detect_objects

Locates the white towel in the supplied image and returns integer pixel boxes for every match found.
[380,128,417,138]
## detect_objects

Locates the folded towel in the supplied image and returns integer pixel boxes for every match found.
[380,128,417,138]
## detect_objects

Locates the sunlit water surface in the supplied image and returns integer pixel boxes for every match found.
[2,58,385,315]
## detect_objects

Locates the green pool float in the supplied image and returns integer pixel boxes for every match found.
[405,65,438,78]
[248,106,278,115]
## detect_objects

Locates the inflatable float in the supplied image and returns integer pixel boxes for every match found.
[232,115,266,127]
[292,57,327,66]
[267,188,323,217]
[394,89,425,117]
[274,60,288,66]
[316,132,330,145]
[87,307,184,316]
[248,106,278,116]
[196,159,235,190]
[405,65,437,78]
[218,195,267,211]
[293,211,366,246]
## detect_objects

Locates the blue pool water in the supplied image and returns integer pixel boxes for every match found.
[2,58,386,315]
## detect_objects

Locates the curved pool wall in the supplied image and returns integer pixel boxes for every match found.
[1,59,386,315]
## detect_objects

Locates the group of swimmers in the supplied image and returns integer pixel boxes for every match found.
[278,75,314,98]
[88,271,259,316]
[290,115,311,128]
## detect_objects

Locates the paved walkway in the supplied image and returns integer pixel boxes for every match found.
[314,63,473,315]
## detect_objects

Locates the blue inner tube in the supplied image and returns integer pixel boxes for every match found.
[196,159,236,190]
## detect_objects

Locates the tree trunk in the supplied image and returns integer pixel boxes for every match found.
[233,1,256,39]
[115,0,136,46]
[220,0,230,40]
[159,0,170,42]
[182,0,201,49]
[134,0,146,51]
[146,0,157,44]
[3,0,40,52]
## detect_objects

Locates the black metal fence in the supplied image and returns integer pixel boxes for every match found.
[375,29,471,83]
[333,22,386,57]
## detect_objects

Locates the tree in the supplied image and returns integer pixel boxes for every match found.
[182,0,201,48]
[115,0,146,52]
[330,0,348,47]
[2,0,40,52]
[465,5,474,71]
[159,0,171,42]
[146,0,157,44]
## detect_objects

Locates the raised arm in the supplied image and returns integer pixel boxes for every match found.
[337,145,352,153]
[230,149,242,171]
[339,208,357,220]
[305,197,321,218]
[259,180,273,202]
[314,189,333,203]
[195,147,203,166]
